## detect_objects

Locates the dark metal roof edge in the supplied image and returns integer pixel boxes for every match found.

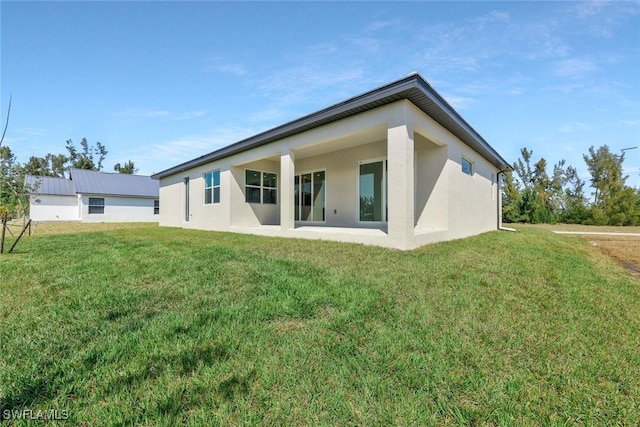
[153,73,510,178]
[413,77,511,170]
[78,193,158,198]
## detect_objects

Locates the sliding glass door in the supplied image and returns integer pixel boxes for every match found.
[359,160,387,222]
[294,170,325,222]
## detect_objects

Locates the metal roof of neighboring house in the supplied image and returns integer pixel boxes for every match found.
[25,170,159,198]
[70,169,159,197]
[24,175,76,196]
[152,72,511,179]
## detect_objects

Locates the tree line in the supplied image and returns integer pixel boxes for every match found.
[503,145,640,226]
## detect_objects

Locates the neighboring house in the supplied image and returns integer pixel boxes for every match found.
[25,168,159,222]
[152,73,511,250]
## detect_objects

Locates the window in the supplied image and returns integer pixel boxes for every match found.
[184,177,190,222]
[245,170,277,204]
[88,197,104,214]
[154,200,159,215]
[462,157,474,176]
[204,170,220,204]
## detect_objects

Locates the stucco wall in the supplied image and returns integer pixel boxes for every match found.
[415,133,449,230]
[29,194,79,221]
[79,195,158,222]
[445,136,498,240]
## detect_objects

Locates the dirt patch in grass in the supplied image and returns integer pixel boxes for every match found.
[522,223,640,234]
[29,221,157,236]
[587,236,640,278]
[516,224,640,280]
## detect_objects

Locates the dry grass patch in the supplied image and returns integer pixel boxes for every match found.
[29,221,157,236]
[520,223,640,234]
[587,235,640,277]
[516,224,640,279]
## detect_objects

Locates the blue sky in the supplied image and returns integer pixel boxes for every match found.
[2,1,639,189]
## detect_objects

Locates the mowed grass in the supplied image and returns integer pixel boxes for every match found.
[1,224,639,425]
[518,223,640,278]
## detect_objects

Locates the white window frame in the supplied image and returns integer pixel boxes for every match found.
[295,168,327,223]
[204,170,221,205]
[245,169,278,205]
[154,200,159,215]
[356,157,387,224]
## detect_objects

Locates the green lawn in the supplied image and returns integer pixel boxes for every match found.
[1,225,638,425]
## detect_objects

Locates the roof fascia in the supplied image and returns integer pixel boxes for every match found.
[152,73,511,178]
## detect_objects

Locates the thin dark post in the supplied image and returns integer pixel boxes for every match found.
[8,219,31,253]
[0,211,7,254]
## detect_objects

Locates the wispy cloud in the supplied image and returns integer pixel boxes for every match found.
[615,119,640,127]
[19,128,48,136]
[144,126,260,167]
[147,136,221,161]
[202,56,247,76]
[572,0,611,18]
[441,94,476,111]
[116,108,206,121]
[570,1,640,37]
[558,122,591,133]
[553,58,599,78]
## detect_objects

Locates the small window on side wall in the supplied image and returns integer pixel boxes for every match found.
[154,200,160,215]
[462,157,474,176]
[88,197,105,214]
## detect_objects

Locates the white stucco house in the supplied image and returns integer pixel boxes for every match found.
[25,168,159,222]
[152,73,511,250]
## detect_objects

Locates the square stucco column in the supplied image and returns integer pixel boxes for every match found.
[280,149,295,231]
[387,119,415,247]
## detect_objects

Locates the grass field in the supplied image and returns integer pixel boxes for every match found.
[1,224,639,425]
[517,223,640,278]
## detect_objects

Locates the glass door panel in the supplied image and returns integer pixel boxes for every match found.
[295,170,326,222]
[312,171,325,221]
[301,173,312,221]
[294,175,300,221]
[359,161,384,222]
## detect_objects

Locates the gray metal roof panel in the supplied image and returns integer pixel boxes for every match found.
[70,169,159,198]
[25,175,76,196]
[152,73,510,179]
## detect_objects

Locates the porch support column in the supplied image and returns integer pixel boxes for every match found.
[387,107,415,248]
[280,148,295,231]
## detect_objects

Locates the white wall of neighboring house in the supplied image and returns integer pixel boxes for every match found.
[29,194,80,221]
[78,195,158,222]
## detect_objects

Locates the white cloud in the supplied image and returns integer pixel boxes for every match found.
[553,58,599,78]
[144,126,260,166]
[505,88,525,96]
[18,128,47,136]
[558,122,591,133]
[441,94,476,111]
[116,108,206,121]
[616,119,640,127]
[573,1,611,18]
[203,56,247,76]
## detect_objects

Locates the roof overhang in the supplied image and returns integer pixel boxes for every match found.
[152,73,511,179]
